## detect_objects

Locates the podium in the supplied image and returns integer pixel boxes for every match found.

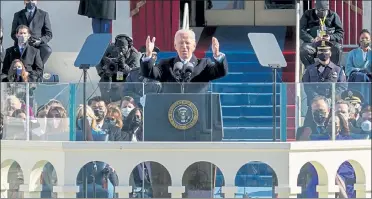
[143,92,223,197]
[143,93,223,142]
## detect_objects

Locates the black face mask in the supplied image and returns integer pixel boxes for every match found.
[316,10,327,18]
[94,109,105,120]
[318,53,331,62]
[313,110,328,126]
[26,2,36,10]
[130,116,142,129]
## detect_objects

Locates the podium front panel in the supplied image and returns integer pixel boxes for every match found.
[143,92,223,142]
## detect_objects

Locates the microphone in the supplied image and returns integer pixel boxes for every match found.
[183,62,194,82]
[173,62,183,82]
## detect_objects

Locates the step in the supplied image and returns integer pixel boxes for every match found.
[220,93,280,106]
[223,116,280,127]
[216,72,282,83]
[227,62,295,73]
[212,83,281,93]
[222,106,280,117]
[223,127,281,140]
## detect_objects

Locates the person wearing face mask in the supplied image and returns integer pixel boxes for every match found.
[122,108,143,141]
[11,0,53,64]
[119,96,135,121]
[341,90,364,128]
[96,34,141,103]
[302,41,347,128]
[346,29,372,82]
[89,96,123,141]
[1,25,43,82]
[299,0,344,67]
[359,105,371,136]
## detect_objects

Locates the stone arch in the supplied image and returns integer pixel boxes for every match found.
[129,161,172,198]
[182,161,225,198]
[29,160,58,198]
[335,159,366,198]
[234,161,278,198]
[75,160,119,198]
[296,161,328,198]
[1,159,24,198]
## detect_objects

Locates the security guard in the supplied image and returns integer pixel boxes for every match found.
[299,0,344,67]
[302,40,347,127]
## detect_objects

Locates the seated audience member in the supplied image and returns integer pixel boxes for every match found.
[4,95,22,116]
[76,104,99,141]
[11,109,26,120]
[122,107,143,141]
[11,0,53,64]
[124,45,162,107]
[359,105,371,134]
[335,99,360,133]
[346,29,371,82]
[105,106,123,130]
[42,105,69,140]
[7,59,29,82]
[341,90,364,127]
[89,96,122,141]
[120,96,136,121]
[299,0,344,67]
[2,25,43,82]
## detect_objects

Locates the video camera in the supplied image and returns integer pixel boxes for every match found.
[102,51,125,77]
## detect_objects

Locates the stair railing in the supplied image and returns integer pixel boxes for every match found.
[295,2,302,130]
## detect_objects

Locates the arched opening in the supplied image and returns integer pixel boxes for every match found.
[30,161,58,198]
[335,160,366,198]
[234,161,278,198]
[296,161,328,198]
[129,161,171,198]
[1,160,24,198]
[75,161,118,198]
[182,161,225,198]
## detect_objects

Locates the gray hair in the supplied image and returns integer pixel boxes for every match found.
[174,29,196,43]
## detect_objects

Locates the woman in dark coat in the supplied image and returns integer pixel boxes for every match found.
[78,0,116,33]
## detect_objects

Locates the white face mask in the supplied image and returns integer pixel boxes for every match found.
[361,120,371,132]
[18,35,29,44]
[121,107,134,117]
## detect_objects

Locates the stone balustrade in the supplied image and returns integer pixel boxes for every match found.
[1,140,371,198]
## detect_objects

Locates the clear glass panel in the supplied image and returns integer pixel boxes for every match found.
[207,0,245,10]
[265,0,295,9]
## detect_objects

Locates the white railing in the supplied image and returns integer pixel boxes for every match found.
[1,140,371,198]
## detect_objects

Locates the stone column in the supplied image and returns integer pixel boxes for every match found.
[275,185,302,198]
[115,186,132,198]
[1,183,10,198]
[317,185,339,198]
[53,185,79,198]
[168,186,185,198]
[221,186,238,198]
[19,184,42,198]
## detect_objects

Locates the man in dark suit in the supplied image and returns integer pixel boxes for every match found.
[142,29,228,93]
[2,25,43,82]
[78,0,116,33]
[11,0,53,64]
[0,17,4,66]
[141,29,227,197]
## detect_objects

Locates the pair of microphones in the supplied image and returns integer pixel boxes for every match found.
[173,61,194,82]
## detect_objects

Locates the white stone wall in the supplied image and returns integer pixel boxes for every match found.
[1,140,371,198]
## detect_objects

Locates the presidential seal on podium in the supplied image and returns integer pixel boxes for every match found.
[168,100,199,130]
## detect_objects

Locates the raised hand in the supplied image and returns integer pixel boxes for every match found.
[212,37,220,57]
[146,36,156,57]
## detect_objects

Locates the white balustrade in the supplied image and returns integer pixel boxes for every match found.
[1,140,371,198]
